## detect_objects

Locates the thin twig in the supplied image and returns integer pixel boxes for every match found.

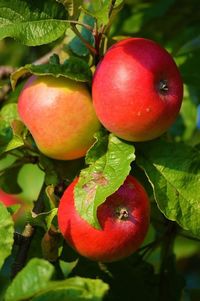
[158,222,177,300]
[108,0,117,18]
[138,237,162,253]
[68,20,94,32]
[70,24,97,56]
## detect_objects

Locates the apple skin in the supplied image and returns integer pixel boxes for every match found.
[18,76,101,160]
[0,189,20,207]
[0,189,23,221]
[92,38,183,141]
[58,175,150,262]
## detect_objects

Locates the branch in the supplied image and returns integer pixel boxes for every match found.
[70,24,97,56]
[108,0,117,18]
[11,224,34,278]
[158,222,177,300]
[68,20,94,32]
[11,184,46,278]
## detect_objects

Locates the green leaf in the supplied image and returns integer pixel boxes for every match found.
[56,0,83,18]
[169,86,197,141]
[11,55,92,90]
[74,132,135,228]
[179,89,197,140]
[0,0,68,46]
[137,139,200,237]
[5,258,55,301]
[1,135,24,154]
[177,35,200,55]
[27,208,58,231]
[0,119,13,147]
[180,52,200,89]
[82,0,124,27]
[66,14,95,57]
[59,259,78,278]
[39,155,59,187]
[0,165,22,194]
[31,277,109,301]
[0,104,25,153]
[0,202,14,269]
[122,0,174,34]
[0,103,19,123]
[6,204,21,216]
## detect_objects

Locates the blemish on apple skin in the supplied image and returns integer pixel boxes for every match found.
[146,107,151,113]
[137,111,141,116]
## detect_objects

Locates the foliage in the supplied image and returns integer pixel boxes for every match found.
[0,0,200,301]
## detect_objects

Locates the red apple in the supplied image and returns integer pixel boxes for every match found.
[92,38,183,141]
[18,76,100,160]
[58,175,150,262]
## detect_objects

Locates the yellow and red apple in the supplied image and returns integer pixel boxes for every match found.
[18,76,100,160]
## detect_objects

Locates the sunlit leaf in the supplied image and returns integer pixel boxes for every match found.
[75,131,135,228]
[137,139,200,237]
[0,0,68,46]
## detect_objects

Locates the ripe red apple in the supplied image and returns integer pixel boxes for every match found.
[18,76,100,160]
[92,38,183,141]
[58,175,150,262]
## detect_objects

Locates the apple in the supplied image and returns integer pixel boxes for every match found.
[18,76,100,160]
[58,175,150,262]
[0,189,24,221]
[0,189,21,207]
[92,38,183,141]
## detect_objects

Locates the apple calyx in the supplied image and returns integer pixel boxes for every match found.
[159,79,169,94]
[115,206,129,221]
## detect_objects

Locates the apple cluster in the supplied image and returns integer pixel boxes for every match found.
[17,38,183,262]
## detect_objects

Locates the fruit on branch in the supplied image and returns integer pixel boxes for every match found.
[92,38,183,141]
[18,76,100,160]
[58,175,150,262]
